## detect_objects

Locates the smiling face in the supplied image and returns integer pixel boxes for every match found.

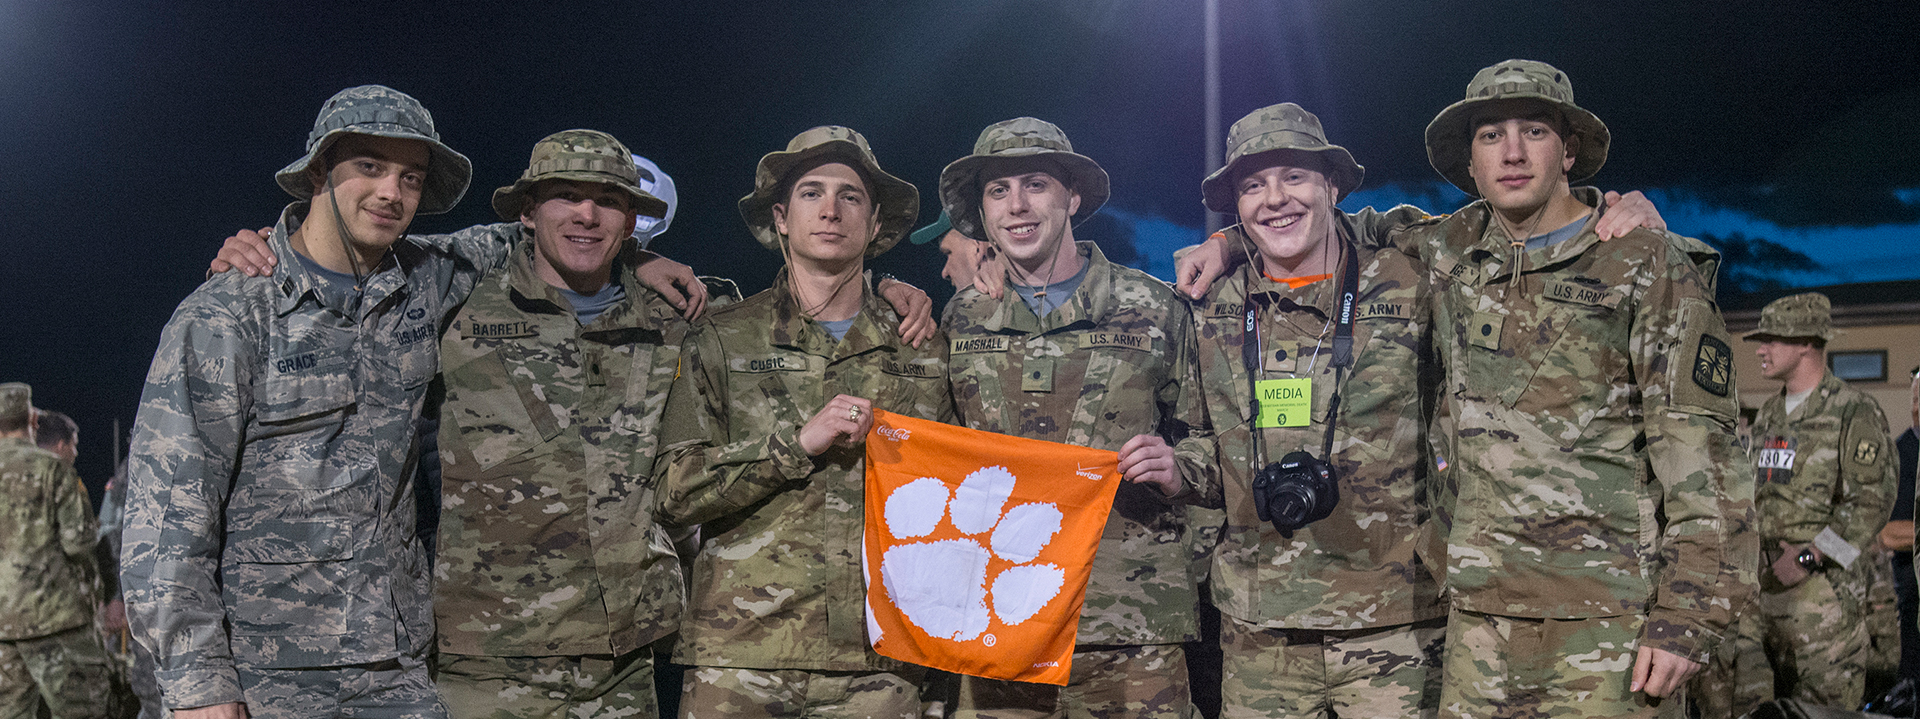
[1233,158,1339,270]
[1467,102,1577,218]
[309,134,430,254]
[773,161,878,267]
[979,160,1080,273]
[520,179,638,291]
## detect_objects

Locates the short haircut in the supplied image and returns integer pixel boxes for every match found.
[779,155,876,209]
[35,410,76,450]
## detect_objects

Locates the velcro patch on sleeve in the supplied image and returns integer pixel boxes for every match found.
[1668,297,1738,417]
[1851,437,1882,467]
[1690,334,1733,398]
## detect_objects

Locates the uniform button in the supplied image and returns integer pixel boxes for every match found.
[1274,349,1289,361]
[1031,371,1041,379]
[1480,324,1493,337]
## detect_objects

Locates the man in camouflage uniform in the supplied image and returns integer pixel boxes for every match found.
[429,130,689,718]
[1185,103,1444,719]
[937,117,1216,719]
[0,383,116,719]
[1707,293,1894,713]
[1394,60,1753,718]
[655,126,952,719]
[122,85,531,718]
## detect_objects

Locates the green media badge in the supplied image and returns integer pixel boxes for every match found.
[1254,378,1311,428]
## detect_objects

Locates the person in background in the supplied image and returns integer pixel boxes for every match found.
[0,383,116,719]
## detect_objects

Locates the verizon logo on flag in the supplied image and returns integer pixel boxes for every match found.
[862,410,1121,685]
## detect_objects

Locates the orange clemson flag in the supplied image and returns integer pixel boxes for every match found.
[862,410,1121,686]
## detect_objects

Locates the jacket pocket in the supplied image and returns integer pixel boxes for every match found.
[443,349,560,471]
[223,556,354,636]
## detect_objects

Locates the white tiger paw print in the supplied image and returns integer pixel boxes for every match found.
[877,466,1066,643]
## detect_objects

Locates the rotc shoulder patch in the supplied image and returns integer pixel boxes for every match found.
[1854,439,1881,466]
[1691,334,1732,398]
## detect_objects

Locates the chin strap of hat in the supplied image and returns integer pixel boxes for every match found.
[325,174,373,313]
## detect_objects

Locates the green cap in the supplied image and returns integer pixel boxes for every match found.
[738,126,920,259]
[275,85,472,215]
[0,383,29,425]
[491,129,668,221]
[1424,59,1610,197]
[938,117,1110,241]
[1201,103,1364,213]
[909,210,968,245]
[1744,292,1835,342]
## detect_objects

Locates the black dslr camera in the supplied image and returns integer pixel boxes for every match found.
[1251,450,1339,535]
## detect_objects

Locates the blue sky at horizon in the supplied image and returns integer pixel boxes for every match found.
[1112,183,1920,288]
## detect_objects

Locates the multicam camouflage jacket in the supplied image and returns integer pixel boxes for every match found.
[655,275,952,672]
[943,241,1216,646]
[1752,370,1894,597]
[1399,197,1755,663]
[434,233,687,658]
[123,205,512,708]
[0,437,98,640]
[1194,215,1443,630]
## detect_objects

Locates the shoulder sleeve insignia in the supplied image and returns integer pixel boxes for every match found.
[1691,334,1732,398]
[1854,439,1881,465]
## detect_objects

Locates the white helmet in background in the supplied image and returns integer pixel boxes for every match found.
[630,154,678,248]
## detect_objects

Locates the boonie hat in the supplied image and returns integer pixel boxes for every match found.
[491,130,667,222]
[0,383,28,425]
[738,126,919,258]
[938,118,1110,241]
[1424,59,1610,197]
[1201,103,1365,213]
[1744,292,1836,343]
[276,85,472,215]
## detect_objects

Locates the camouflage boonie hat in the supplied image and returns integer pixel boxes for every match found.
[491,130,668,221]
[939,117,1111,241]
[0,383,29,424]
[1424,59,1611,197]
[738,126,919,258]
[1201,103,1365,213]
[275,85,472,215]
[1744,292,1836,342]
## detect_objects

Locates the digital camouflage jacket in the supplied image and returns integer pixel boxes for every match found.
[1752,369,1894,602]
[943,241,1216,646]
[1400,197,1754,663]
[123,206,511,708]
[1194,213,1443,630]
[434,233,688,658]
[0,437,98,641]
[656,276,952,672]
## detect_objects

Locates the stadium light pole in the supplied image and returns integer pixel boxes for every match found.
[1204,0,1224,232]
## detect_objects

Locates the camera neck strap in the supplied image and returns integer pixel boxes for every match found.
[1242,242,1359,460]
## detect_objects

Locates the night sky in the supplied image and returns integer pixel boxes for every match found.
[4,0,1917,497]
